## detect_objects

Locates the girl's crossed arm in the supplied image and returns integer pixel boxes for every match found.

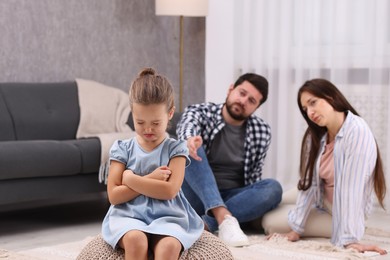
[107,156,186,204]
[106,161,139,205]
[122,156,186,200]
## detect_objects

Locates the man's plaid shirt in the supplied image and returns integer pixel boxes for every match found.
[176,102,271,185]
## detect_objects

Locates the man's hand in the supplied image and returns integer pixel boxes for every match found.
[187,136,203,161]
[266,230,300,242]
[346,242,387,255]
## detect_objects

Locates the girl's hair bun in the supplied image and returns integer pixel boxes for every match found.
[139,67,156,77]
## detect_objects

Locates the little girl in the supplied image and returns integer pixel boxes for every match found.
[102,68,204,260]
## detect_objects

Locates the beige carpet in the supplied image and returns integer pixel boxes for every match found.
[1,230,390,260]
[229,233,390,260]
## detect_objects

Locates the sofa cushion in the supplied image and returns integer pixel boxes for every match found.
[0,138,100,181]
[0,90,15,141]
[0,82,79,141]
[67,138,101,174]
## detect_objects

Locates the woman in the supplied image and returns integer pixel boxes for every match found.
[264,79,387,255]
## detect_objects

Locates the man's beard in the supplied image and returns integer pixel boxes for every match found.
[225,101,248,121]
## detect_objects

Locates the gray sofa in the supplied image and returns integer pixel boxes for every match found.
[0,81,183,211]
[0,82,106,211]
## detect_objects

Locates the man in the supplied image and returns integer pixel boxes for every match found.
[176,73,282,247]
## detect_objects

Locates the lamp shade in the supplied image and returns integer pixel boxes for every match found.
[156,0,208,17]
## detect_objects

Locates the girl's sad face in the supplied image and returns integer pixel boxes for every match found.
[132,103,174,150]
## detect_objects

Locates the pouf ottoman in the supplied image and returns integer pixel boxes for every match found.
[77,230,233,260]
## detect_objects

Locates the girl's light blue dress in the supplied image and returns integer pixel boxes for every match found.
[102,137,204,250]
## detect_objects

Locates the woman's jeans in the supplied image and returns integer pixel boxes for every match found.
[182,147,283,232]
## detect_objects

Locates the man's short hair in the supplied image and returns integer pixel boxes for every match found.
[233,73,268,105]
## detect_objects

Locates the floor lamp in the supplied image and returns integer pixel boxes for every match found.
[155,0,208,112]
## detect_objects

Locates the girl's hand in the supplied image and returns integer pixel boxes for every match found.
[266,230,300,242]
[346,242,387,255]
[148,166,172,181]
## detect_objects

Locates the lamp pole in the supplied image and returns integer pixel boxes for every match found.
[179,15,184,112]
[155,0,208,112]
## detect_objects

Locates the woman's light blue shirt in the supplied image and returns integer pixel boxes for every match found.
[288,111,377,247]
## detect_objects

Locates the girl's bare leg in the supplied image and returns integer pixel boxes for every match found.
[119,230,149,260]
[151,235,182,260]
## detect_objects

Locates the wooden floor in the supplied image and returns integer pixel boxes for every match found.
[0,197,110,251]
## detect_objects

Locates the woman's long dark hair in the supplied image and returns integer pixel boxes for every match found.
[297,79,386,208]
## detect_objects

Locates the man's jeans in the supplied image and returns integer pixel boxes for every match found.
[182,147,283,232]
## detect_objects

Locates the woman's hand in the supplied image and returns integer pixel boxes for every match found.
[346,242,387,255]
[266,230,300,242]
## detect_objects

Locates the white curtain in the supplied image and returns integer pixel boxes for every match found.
[206,0,390,210]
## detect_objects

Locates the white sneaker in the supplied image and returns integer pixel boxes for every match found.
[218,215,249,247]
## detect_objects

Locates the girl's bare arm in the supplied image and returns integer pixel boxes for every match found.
[122,156,186,200]
[106,161,140,205]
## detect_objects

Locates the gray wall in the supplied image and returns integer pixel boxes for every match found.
[0,0,205,109]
